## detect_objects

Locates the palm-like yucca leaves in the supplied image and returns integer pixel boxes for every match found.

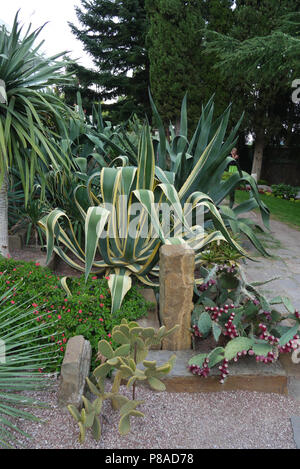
[0,282,58,448]
[39,125,247,314]
[149,93,271,256]
[0,12,73,206]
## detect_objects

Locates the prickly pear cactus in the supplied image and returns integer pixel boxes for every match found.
[191,263,300,385]
[68,319,179,443]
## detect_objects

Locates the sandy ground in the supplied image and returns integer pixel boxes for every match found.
[6,377,300,450]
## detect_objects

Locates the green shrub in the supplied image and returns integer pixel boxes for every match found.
[0,257,150,371]
[200,233,245,264]
[257,179,269,186]
[271,184,298,200]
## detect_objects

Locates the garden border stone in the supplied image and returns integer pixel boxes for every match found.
[58,335,92,409]
[140,350,292,395]
[8,234,23,251]
[159,244,194,350]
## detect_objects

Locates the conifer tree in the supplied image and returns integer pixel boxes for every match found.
[205,0,300,179]
[145,0,234,133]
[68,0,150,121]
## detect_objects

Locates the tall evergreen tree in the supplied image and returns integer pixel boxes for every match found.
[205,0,300,179]
[145,0,234,133]
[145,0,204,132]
[200,0,235,115]
[68,0,150,122]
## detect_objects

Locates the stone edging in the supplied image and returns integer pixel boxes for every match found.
[139,350,300,398]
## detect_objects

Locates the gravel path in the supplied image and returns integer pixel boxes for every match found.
[8,378,300,449]
[241,215,300,311]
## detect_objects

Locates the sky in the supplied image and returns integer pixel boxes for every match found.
[0,1,94,68]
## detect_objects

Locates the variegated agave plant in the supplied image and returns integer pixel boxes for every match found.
[39,125,247,313]
[95,93,271,256]
[149,93,271,256]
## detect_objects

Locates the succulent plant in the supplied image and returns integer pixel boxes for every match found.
[68,319,178,443]
[190,263,300,384]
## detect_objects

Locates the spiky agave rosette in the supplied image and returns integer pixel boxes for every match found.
[39,125,248,313]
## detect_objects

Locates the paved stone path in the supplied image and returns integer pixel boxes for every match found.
[240,214,300,447]
[240,214,300,311]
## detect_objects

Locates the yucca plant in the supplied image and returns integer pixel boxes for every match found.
[0,12,74,258]
[39,124,247,314]
[0,281,59,448]
[149,93,271,256]
[65,93,139,173]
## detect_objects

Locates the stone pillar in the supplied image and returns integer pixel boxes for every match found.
[159,244,195,350]
[58,336,91,409]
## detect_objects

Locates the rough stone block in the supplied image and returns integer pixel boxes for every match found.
[58,336,91,409]
[159,244,195,350]
[8,234,23,250]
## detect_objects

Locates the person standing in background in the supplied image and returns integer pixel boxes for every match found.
[228,147,241,207]
[228,148,239,173]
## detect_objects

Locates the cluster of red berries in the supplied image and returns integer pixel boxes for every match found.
[198,279,216,292]
[232,349,249,362]
[192,324,202,338]
[188,357,210,377]
[258,324,280,345]
[205,303,235,321]
[295,310,300,319]
[219,358,229,383]
[262,310,272,321]
[217,264,237,274]
[278,335,300,354]
[255,351,276,363]
[224,312,239,338]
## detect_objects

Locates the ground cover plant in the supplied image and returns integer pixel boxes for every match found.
[271,184,299,201]
[0,257,150,371]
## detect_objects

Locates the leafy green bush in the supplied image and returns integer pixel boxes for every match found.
[257,179,269,186]
[0,257,150,371]
[271,184,298,200]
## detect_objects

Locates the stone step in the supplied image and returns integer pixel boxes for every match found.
[143,350,288,395]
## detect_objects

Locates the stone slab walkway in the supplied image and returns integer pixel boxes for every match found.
[240,214,300,311]
[291,416,300,448]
